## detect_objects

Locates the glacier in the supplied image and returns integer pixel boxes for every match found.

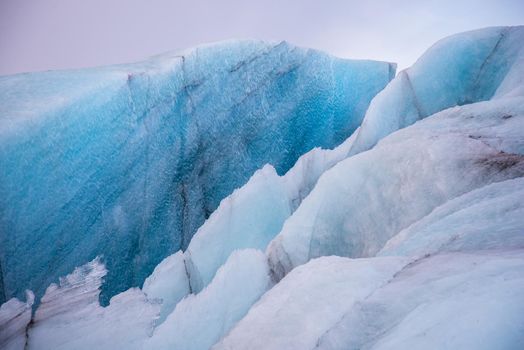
[1,26,524,350]
[267,94,524,280]
[316,251,524,350]
[267,26,524,279]
[145,249,270,350]
[0,290,33,350]
[0,40,394,304]
[213,255,410,350]
[348,25,524,156]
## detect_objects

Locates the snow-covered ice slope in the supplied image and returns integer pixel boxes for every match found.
[268,95,524,280]
[316,251,524,350]
[0,40,394,304]
[220,251,524,350]
[379,177,524,257]
[213,255,409,350]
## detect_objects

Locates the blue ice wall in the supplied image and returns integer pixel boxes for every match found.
[0,40,394,304]
[349,26,524,156]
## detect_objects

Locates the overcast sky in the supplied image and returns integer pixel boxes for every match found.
[1,0,523,75]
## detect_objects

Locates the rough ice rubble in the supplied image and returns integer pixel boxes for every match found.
[0,40,394,304]
[0,291,33,350]
[1,249,269,350]
[145,249,270,350]
[27,258,159,350]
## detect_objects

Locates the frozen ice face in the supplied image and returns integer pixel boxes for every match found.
[0,40,394,305]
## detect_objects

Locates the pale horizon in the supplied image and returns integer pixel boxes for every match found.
[1,0,523,75]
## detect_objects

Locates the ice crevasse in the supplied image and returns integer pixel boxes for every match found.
[0,40,394,304]
[1,26,524,350]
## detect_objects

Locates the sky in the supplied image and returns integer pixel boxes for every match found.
[1,0,523,75]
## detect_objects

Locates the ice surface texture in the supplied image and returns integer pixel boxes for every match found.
[213,255,410,350]
[0,40,394,304]
[267,26,524,280]
[349,26,524,155]
[2,27,524,350]
[218,251,524,350]
[185,133,357,294]
[145,249,270,350]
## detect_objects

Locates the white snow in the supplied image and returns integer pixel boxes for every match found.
[379,177,524,257]
[317,251,524,350]
[0,291,34,350]
[145,249,271,350]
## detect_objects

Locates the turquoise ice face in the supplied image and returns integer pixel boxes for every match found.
[0,40,394,304]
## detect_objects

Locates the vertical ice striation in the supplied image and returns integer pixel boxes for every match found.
[142,250,190,324]
[0,40,394,304]
[348,26,524,156]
